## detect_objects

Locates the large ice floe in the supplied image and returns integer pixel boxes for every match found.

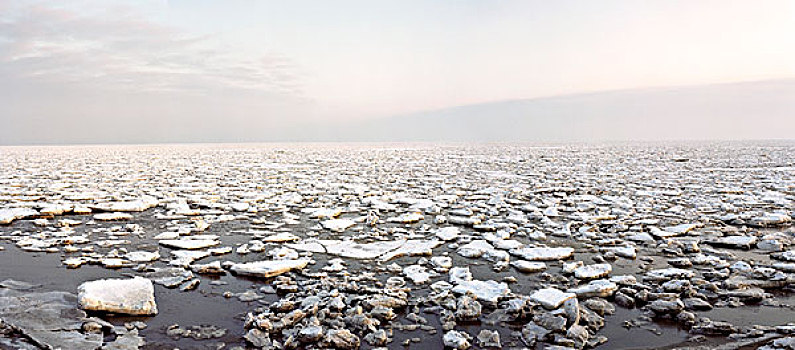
[1,279,144,350]
[0,208,38,225]
[77,277,158,315]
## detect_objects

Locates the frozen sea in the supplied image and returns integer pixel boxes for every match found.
[0,141,793,350]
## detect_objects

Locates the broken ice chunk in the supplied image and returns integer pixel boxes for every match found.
[261,232,300,242]
[668,223,700,234]
[645,268,695,281]
[78,277,157,315]
[434,227,461,241]
[748,212,792,227]
[169,250,210,267]
[303,207,342,219]
[451,280,510,305]
[573,264,612,280]
[287,239,439,261]
[510,247,574,261]
[153,231,180,240]
[530,288,576,309]
[40,204,72,216]
[567,279,618,298]
[125,251,160,262]
[403,265,432,284]
[146,267,195,287]
[772,250,795,262]
[431,256,453,270]
[289,239,402,259]
[387,212,424,224]
[457,240,495,258]
[600,246,637,259]
[321,218,356,232]
[229,259,310,278]
[0,208,39,224]
[93,212,133,221]
[705,235,757,249]
[510,260,547,273]
[379,239,441,261]
[63,257,87,268]
[159,239,220,250]
[92,198,158,212]
[230,202,250,212]
[191,261,226,275]
[449,267,510,304]
[447,216,482,226]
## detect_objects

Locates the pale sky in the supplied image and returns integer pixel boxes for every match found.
[1,0,794,143]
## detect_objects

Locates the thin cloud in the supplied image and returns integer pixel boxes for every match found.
[0,1,305,97]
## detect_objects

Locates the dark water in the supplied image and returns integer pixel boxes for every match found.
[0,210,702,350]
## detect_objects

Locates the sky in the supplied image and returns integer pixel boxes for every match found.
[1,0,794,144]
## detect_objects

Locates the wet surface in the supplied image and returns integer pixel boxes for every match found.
[0,142,794,349]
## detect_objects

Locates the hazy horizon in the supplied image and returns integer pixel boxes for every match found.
[1,0,794,144]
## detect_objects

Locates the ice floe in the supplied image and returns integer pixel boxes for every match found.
[229,259,310,278]
[78,277,158,315]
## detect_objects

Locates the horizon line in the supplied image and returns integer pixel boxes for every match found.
[2,138,795,148]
